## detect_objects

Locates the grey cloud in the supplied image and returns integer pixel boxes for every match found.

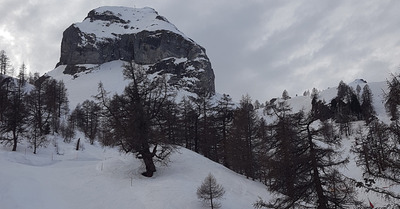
[2,0,400,102]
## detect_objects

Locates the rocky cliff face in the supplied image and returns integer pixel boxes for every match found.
[56,6,215,95]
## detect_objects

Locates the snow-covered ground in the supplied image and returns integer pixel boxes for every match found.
[47,60,130,109]
[0,134,271,209]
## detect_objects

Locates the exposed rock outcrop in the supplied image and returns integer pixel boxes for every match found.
[56,6,215,95]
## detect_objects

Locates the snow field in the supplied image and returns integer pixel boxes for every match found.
[0,135,271,209]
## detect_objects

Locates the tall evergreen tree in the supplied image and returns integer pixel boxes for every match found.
[385,74,400,122]
[360,84,375,123]
[229,94,258,179]
[254,117,271,184]
[214,94,234,167]
[332,81,358,135]
[0,50,11,75]
[337,80,352,103]
[190,92,215,159]
[18,63,27,86]
[260,99,307,208]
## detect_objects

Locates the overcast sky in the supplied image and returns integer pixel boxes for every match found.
[1,0,400,102]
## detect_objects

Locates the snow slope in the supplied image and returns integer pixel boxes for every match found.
[47,59,199,109]
[276,79,399,207]
[47,60,130,109]
[285,79,388,122]
[0,137,271,209]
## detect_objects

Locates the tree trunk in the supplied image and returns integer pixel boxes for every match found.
[12,129,17,151]
[222,119,230,168]
[76,138,80,151]
[209,180,214,209]
[194,118,199,153]
[141,149,156,177]
[33,138,37,154]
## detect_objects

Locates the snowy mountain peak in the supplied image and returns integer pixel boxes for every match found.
[77,6,188,42]
[51,6,215,107]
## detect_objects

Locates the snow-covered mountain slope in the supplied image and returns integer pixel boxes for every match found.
[337,121,400,208]
[47,60,199,109]
[0,137,271,209]
[47,60,129,109]
[265,79,399,207]
[285,79,388,122]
